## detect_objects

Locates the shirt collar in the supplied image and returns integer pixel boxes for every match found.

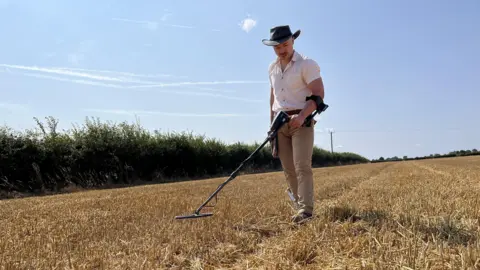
[275,50,300,65]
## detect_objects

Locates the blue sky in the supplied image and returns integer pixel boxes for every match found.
[0,0,479,160]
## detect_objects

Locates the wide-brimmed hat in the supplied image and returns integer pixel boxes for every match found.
[262,25,301,46]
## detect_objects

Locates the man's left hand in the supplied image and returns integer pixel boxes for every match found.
[289,114,306,128]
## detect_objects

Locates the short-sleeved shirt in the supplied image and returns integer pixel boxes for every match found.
[269,51,321,113]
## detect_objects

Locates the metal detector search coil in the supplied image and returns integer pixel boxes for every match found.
[174,105,328,220]
[174,213,213,219]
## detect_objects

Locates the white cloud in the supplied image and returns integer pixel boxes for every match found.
[239,16,257,33]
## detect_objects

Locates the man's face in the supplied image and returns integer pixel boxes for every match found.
[274,37,294,60]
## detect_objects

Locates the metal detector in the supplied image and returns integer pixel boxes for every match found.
[174,104,328,220]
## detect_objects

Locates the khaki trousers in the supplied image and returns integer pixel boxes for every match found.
[276,122,315,214]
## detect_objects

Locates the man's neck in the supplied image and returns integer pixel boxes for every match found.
[279,51,294,70]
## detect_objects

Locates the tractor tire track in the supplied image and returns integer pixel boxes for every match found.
[315,162,397,210]
[227,162,397,269]
[411,162,452,177]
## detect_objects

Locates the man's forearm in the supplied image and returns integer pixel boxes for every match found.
[298,100,316,119]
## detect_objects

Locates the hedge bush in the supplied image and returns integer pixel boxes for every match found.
[0,116,369,195]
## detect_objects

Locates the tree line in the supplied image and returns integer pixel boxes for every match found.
[0,116,369,198]
[371,149,479,163]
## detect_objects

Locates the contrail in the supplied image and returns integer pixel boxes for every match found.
[3,64,267,104]
[1,64,132,83]
[1,64,186,85]
[1,64,268,87]
[13,73,264,103]
[21,73,125,88]
[50,66,185,78]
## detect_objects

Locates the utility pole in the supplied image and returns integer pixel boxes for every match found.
[328,129,335,153]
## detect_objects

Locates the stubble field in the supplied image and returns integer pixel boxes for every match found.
[1,156,480,269]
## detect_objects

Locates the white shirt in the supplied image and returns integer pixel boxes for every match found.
[269,51,321,112]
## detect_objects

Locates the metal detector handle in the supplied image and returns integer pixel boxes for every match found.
[267,110,290,140]
[303,103,329,127]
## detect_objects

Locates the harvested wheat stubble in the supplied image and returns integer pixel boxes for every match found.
[1,157,480,269]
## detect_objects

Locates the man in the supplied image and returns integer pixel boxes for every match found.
[262,25,325,223]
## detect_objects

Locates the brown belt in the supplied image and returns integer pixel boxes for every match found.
[285,109,302,115]
[275,109,316,127]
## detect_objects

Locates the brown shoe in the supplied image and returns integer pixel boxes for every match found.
[291,211,313,224]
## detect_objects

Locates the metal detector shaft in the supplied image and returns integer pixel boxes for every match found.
[191,132,276,215]
[175,104,328,220]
